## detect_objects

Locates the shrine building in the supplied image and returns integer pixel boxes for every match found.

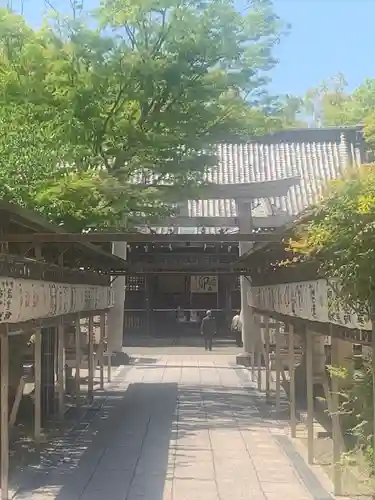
[123,126,365,338]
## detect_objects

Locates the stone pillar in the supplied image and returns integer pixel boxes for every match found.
[236,201,254,357]
[240,277,253,354]
[107,242,127,352]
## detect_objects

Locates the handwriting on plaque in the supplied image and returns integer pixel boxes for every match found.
[191,276,218,293]
[250,279,371,331]
[0,278,113,324]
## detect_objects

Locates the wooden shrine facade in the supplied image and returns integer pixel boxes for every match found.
[124,242,242,337]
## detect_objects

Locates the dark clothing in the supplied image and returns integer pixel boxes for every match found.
[233,330,242,347]
[201,316,216,338]
[204,337,213,351]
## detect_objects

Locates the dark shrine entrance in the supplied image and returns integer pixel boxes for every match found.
[124,242,241,338]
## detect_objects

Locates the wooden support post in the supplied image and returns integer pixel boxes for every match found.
[9,377,25,430]
[1,327,9,500]
[251,330,256,382]
[371,311,375,481]
[145,276,151,337]
[99,312,105,390]
[34,328,42,442]
[57,320,65,419]
[264,317,270,399]
[107,350,112,383]
[331,335,342,495]
[75,314,81,405]
[306,330,314,464]
[275,322,281,412]
[288,323,296,438]
[88,314,94,404]
[256,316,262,391]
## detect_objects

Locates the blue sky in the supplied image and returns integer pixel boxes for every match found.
[270,0,375,95]
[5,0,375,96]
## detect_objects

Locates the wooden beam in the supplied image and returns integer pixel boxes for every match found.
[113,269,254,276]
[0,232,283,244]
[142,214,290,229]
[1,326,9,500]
[138,176,299,201]
[202,177,300,199]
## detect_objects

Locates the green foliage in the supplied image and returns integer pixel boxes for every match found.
[0,2,288,231]
[294,73,375,154]
[302,73,350,127]
[290,166,375,316]
[327,358,374,468]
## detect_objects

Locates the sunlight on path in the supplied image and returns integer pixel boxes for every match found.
[13,352,333,500]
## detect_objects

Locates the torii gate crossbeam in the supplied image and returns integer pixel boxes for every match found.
[0,232,284,243]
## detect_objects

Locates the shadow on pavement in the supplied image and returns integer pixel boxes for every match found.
[13,383,178,500]
[11,376,331,500]
[123,336,236,349]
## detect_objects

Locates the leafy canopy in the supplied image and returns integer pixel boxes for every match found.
[0,1,287,231]
[290,166,375,315]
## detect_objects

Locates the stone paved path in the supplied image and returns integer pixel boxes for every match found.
[13,352,334,500]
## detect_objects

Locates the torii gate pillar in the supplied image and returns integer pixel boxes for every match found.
[236,201,255,364]
[107,242,127,353]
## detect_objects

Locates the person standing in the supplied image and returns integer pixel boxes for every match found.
[201,310,216,351]
[231,311,243,347]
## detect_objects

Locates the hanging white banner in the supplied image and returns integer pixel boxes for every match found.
[190,276,218,293]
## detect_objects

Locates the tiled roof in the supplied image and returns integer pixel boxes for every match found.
[143,126,365,233]
[189,126,365,219]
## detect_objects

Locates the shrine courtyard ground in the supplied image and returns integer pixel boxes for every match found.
[12,342,341,500]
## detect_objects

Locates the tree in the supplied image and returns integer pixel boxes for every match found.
[274,94,307,128]
[290,165,375,317]
[302,73,350,127]
[299,74,375,149]
[0,1,287,231]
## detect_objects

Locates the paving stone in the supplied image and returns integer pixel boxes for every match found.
[173,479,218,500]
[11,352,332,500]
[260,481,311,497]
[217,478,266,500]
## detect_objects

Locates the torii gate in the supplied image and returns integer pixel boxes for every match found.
[133,177,299,357]
[2,177,298,354]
